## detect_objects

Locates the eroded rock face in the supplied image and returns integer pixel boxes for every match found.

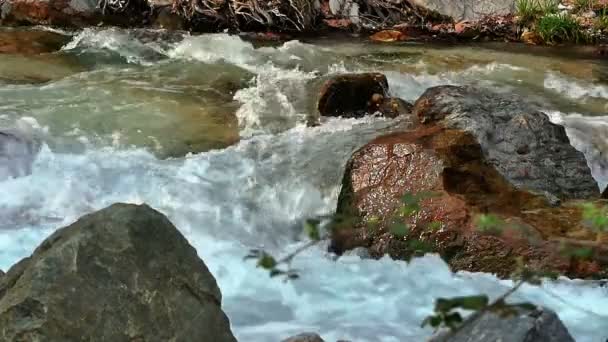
[332,86,605,278]
[414,85,599,201]
[0,203,237,342]
[317,73,412,118]
[429,308,574,342]
[409,0,516,22]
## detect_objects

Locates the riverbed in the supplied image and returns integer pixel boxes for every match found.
[1,27,607,341]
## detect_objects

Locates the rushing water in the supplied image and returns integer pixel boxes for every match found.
[1,27,608,341]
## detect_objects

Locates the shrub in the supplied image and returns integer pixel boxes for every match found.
[536,13,589,44]
[516,0,559,23]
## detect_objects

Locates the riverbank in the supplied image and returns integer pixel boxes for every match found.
[2,0,608,47]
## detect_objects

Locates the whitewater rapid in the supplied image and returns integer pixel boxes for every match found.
[1,28,608,341]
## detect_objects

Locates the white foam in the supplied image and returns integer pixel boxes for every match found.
[0,117,607,341]
[547,111,608,191]
[545,72,608,101]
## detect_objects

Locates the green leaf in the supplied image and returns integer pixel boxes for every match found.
[390,222,410,237]
[444,312,463,329]
[475,214,505,235]
[408,239,433,254]
[427,221,442,231]
[257,253,277,270]
[367,215,381,227]
[571,247,594,259]
[304,219,321,241]
[421,315,443,328]
[401,193,419,206]
[436,295,489,313]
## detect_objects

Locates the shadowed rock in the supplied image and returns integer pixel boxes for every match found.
[317,73,412,119]
[429,308,574,342]
[0,203,237,342]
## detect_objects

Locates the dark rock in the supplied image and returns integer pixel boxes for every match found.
[282,332,325,342]
[318,73,411,118]
[602,187,607,199]
[0,203,237,342]
[374,96,414,119]
[0,30,69,55]
[0,0,148,27]
[0,129,41,181]
[429,308,574,342]
[152,6,185,30]
[413,85,599,201]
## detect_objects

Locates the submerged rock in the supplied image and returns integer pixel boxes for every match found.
[429,308,574,342]
[332,86,605,278]
[317,73,412,118]
[0,203,237,342]
[282,332,325,342]
[0,129,41,181]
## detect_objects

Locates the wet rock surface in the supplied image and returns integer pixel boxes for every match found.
[332,86,605,279]
[0,30,69,54]
[0,203,237,342]
[317,73,412,119]
[429,308,575,342]
[413,85,599,201]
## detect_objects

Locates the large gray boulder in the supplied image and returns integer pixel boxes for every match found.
[413,85,600,201]
[409,0,516,22]
[0,203,237,342]
[429,308,575,342]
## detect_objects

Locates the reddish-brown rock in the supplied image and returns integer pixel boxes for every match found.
[332,127,604,278]
[331,86,605,279]
[370,30,407,42]
[0,30,69,55]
